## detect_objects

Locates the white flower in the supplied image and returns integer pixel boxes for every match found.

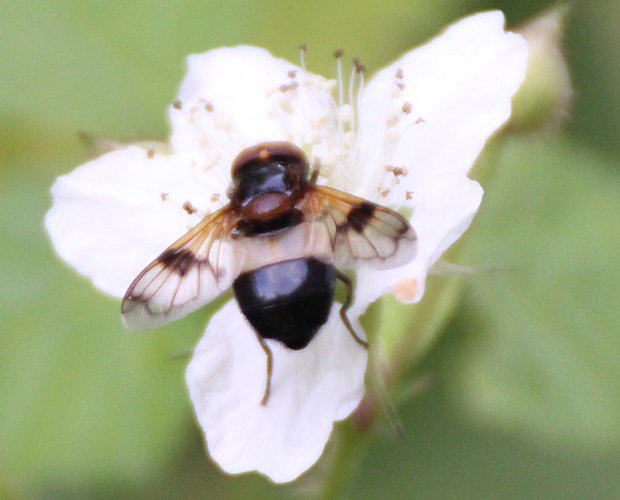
[45,11,527,483]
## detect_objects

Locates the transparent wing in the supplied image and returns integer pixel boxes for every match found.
[121,207,244,331]
[304,185,417,270]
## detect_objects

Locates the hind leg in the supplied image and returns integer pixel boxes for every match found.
[335,270,368,349]
[254,333,274,406]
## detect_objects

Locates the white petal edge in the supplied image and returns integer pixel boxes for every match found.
[45,147,226,298]
[186,301,367,483]
[354,11,528,202]
[169,46,338,169]
[352,176,483,318]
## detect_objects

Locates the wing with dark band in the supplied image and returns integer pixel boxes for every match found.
[305,185,417,270]
[121,207,244,331]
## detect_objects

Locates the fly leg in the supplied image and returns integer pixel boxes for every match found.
[336,270,368,349]
[254,333,273,406]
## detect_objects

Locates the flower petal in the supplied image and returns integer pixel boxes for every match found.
[352,176,483,317]
[169,46,338,170]
[186,301,367,483]
[45,146,226,297]
[354,11,527,202]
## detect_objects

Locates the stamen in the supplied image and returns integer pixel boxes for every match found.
[402,102,413,114]
[172,100,183,110]
[182,201,197,215]
[356,64,365,123]
[160,192,169,202]
[287,70,297,79]
[386,165,408,177]
[334,49,344,111]
[395,68,404,79]
[348,64,356,129]
[146,149,155,159]
[352,57,366,74]
[299,43,308,70]
[205,102,214,113]
[330,49,345,138]
[347,58,365,134]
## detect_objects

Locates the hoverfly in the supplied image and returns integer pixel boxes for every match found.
[122,141,417,404]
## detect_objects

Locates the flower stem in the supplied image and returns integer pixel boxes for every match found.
[318,142,507,496]
[317,270,464,498]
[318,422,369,500]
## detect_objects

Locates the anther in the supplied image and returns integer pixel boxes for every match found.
[406,191,414,200]
[146,149,155,159]
[279,83,289,93]
[160,192,169,202]
[205,102,214,112]
[333,48,344,59]
[172,100,183,110]
[402,102,413,114]
[386,165,408,176]
[395,68,404,79]
[287,70,297,79]
[211,193,220,203]
[415,117,426,124]
[182,201,197,215]
[299,43,308,52]
[351,57,366,73]
[288,81,299,91]
[396,82,405,91]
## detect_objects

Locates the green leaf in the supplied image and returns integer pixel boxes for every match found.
[449,137,620,450]
[0,162,210,492]
[344,387,620,500]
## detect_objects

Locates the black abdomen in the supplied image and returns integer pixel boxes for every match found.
[233,258,335,350]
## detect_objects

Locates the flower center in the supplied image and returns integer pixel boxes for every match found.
[164,48,427,221]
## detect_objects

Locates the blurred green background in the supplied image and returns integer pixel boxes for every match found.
[1,1,619,498]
